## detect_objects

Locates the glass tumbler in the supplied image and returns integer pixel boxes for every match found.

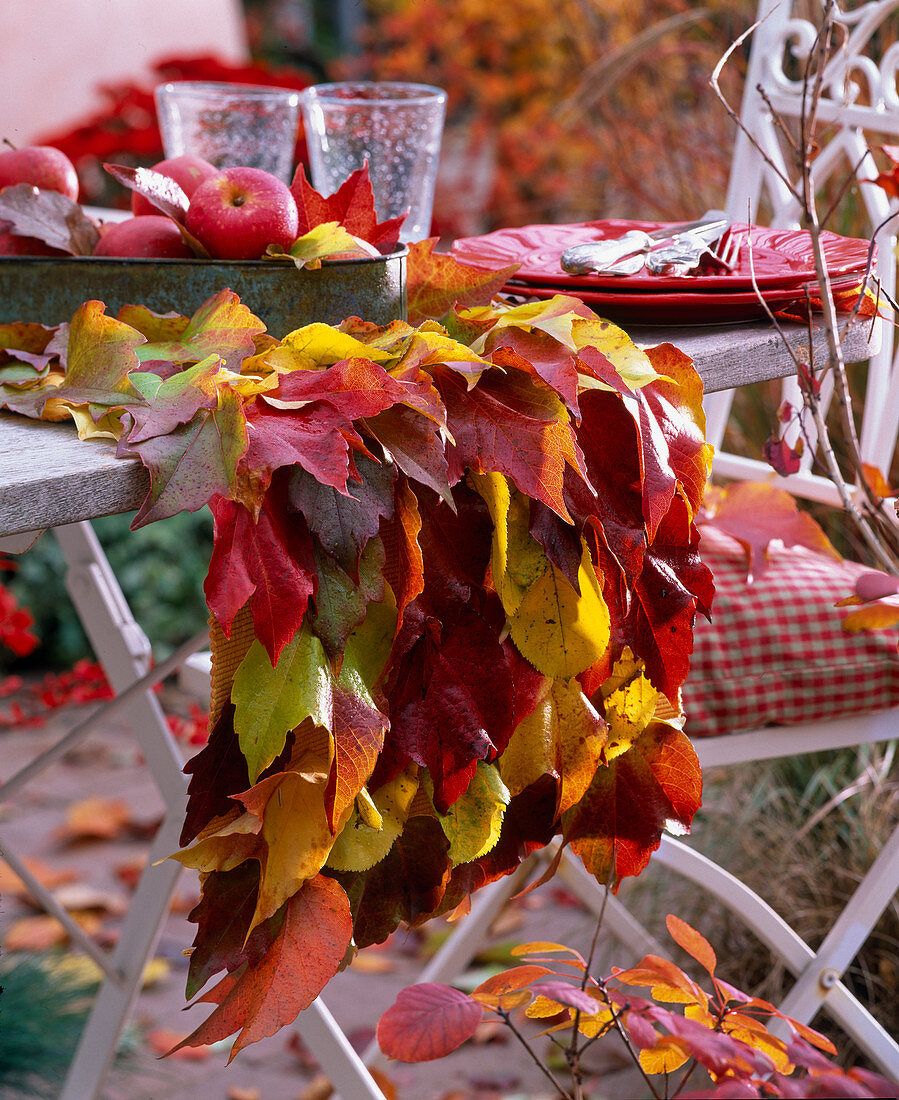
[300,82,447,243]
[154,81,301,182]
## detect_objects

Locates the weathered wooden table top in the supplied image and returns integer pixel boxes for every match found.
[0,317,879,539]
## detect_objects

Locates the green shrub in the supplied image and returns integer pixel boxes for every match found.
[6,509,212,669]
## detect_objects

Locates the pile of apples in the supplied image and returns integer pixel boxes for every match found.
[0,143,303,261]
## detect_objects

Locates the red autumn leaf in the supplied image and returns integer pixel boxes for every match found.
[563,720,702,887]
[534,980,605,1016]
[204,478,317,665]
[0,183,100,255]
[181,702,249,846]
[487,327,581,415]
[135,289,267,372]
[379,475,425,636]
[324,683,389,831]
[288,453,396,580]
[121,384,248,528]
[242,397,360,500]
[170,875,353,1060]
[290,163,406,248]
[763,432,804,476]
[270,355,409,419]
[102,162,189,222]
[405,238,520,325]
[365,404,453,503]
[377,982,482,1062]
[623,495,715,699]
[698,482,840,583]
[184,861,271,1000]
[387,604,516,812]
[439,364,580,522]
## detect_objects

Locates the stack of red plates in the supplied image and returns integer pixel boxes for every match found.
[450,220,871,325]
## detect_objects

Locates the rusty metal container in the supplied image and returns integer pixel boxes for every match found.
[0,248,407,336]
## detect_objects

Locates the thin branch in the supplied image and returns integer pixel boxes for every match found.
[498,1007,577,1100]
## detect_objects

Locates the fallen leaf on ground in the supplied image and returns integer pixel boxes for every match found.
[55,797,134,842]
[2,911,103,951]
[226,1088,261,1100]
[349,952,396,974]
[0,856,79,898]
[51,882,128,916]
[145,1028,211,1060]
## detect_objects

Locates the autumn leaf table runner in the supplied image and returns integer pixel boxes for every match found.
[0,289,878,1056]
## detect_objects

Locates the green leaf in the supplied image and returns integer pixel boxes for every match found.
[232,625,332,783]
[429,762,510,865]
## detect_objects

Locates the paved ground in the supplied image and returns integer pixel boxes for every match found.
[0,688,649,1100]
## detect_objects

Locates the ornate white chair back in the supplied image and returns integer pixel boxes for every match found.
[707,0,899,503]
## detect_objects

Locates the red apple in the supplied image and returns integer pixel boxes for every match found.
[131,154,218,216]
[0,221,67,256]
[93,215,194,258]
[0,145,79,201]
[185,167,299,260]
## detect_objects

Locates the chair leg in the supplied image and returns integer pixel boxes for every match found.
[49,521,190,1098]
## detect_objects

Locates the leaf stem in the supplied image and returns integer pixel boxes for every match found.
[497,1007,576,1100]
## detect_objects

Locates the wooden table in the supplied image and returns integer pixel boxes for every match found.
[0,317,878,539]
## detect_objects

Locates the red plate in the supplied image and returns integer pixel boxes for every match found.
[498,279,862,325]
[453,220,871,293]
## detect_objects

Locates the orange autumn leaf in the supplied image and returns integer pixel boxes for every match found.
[2,911,103,952]
[55,796,134,841]
[0,856,79,899]
[405,239,519,325]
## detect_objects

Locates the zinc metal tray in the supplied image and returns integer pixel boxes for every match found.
[0,248,407,336]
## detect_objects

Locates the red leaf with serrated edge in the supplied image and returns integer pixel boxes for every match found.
[180,702,248,846]
[124,357,220,444]
[169,875,352,1061]
[365,402,452,503]
[487,327,581,415]
[290,163,405,247]
[271,355,409,418]
[406,239,519,324]
[666,915,717,978]
[204,475,316,665]
[623,494,714,698]
[698,482,840,583]
[439,365,579,522]
[184,861,270,1000]
[763,433,803,476]
[324,684,388,831]
[563,720,702,888]
[377,982,482,1063]
[242,398,359,498]
[379,475,425,637]
[387,604,515,812]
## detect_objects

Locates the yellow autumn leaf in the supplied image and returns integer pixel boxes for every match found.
[474,473,611,678]
[396,329,492,379]
[571,316,663,391]
[55,403,124,442]
[428,762,510,865]
[169,811,261,874]
[488,296,581,350]
[639,1038,690,1075]
[325,769,420,873]
[602,657,659,763]
[238,759,335,934]
[499,678,606,812]
[264,322,394,373]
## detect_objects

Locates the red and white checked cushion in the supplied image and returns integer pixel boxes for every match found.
[682,527,899,738]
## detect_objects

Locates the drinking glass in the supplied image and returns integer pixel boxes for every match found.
[300,82,447,243]
[154,81,301,182]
